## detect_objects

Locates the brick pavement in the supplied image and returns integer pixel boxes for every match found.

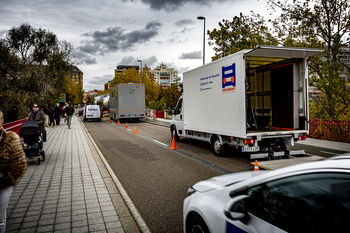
[6,115,140,233]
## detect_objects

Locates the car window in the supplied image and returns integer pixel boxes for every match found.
[244,172,350,232]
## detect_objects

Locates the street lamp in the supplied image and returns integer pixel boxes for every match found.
[197,16,205,65]
[137,60,142,83]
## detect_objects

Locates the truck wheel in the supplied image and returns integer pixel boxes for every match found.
[211,136,228,157]
[171,126,180,141]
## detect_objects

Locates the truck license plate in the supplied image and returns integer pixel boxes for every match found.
[242,146,259,152]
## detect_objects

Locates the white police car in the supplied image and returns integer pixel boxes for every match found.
[184,155,350,233]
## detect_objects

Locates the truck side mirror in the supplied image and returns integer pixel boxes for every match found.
[224,195,250,224]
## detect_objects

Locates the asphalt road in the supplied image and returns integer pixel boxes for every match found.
[83,118,249,233]
[82,117,345,232]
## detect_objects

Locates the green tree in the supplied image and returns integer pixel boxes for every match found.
[160,84,182,108]
[66,78,84,105]
[0,23,72,122]
[112,66,160,106]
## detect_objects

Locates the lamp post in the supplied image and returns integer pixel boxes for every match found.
[137,60,142,83]
[197,16,205,65]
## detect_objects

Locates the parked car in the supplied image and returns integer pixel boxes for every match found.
[183,155,350,233]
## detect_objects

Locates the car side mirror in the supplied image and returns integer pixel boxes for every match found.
[224,195,250,224]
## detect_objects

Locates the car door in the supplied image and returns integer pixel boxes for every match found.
[227,171,350,233]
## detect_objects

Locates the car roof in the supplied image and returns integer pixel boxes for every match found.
[235,155,350,189]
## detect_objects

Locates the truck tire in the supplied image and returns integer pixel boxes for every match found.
[211,136,228,157]
[171,126,180,141]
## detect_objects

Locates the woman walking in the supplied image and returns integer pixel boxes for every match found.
[0,111,27,233]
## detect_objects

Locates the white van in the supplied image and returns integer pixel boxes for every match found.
[84,105,102,122]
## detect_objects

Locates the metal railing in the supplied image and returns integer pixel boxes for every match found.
[3,118,27,135]
[309,118,350,143]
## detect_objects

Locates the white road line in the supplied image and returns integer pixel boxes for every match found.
[320,151,340,155]
[153,139,168,147]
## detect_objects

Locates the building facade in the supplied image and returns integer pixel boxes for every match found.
[68,66,83,86]
[150,63,180,88]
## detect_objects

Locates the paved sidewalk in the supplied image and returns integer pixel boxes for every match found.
[6,115,140,233]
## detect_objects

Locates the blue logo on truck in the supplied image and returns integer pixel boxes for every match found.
[222,63,236,94]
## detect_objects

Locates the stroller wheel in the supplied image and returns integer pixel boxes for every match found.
[41,150,45,161]
[37,158,40,165]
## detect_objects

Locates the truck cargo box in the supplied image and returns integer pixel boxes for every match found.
[183,46,324,139]
[109,83,145,121]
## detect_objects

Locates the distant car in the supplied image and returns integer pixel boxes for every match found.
[183,155,350,233]
[78,108,84,116]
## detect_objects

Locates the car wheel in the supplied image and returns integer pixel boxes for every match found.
[171,125,179,141]
[211,136,228,157]
[188,215,210,233]
[83,118,86,122]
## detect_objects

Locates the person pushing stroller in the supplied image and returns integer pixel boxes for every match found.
[27,104,46,142]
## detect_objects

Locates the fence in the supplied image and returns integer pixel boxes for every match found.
[3,118,27,135]
[309,118,350,143]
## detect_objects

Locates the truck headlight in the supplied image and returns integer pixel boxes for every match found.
[187,187,197,196]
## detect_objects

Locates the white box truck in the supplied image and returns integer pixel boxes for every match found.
[109,83,146,121]
[171,46,324,159]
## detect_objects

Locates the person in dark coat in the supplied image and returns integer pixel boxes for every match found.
[54,103,61,126]
[65,102,75,129]
[27,103,46,142]
[42,105,55,127]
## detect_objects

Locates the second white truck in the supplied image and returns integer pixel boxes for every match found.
[171,45,324,159]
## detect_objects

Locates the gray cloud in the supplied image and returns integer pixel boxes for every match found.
[0,29,7,38]
[179,51,202,59]
[72,50,97,65]
[125,0,229,12]
[88,74,114,85]
[174,19,195,27]
[78,20,162,56]
[118,55,158,68]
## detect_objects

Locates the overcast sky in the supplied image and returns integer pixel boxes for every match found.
[0,0,273,91]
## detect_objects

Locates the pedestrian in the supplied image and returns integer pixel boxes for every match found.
[47,106,55,127]
[63,102,68,124]
[54,103,61,125]
[0,110,27,233]
[27,103,46,142]
[65,102,75,129]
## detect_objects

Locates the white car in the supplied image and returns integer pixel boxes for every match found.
[183,155,350,233]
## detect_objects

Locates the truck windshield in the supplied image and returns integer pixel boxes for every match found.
[175,98,183,115]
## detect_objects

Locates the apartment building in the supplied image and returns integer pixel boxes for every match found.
[68,66,83,86]
[150,63,180,88]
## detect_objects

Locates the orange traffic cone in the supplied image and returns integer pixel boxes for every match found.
[254,160,259,171]
[125,122,129,129]
[153,114,156,120]
[170,136,178,149]
[118,120,120,126]
[109,117,111,123]
[133,125,138,134]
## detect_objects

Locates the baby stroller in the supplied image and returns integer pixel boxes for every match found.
[20,120,45,165]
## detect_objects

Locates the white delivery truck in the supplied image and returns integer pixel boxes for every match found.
[109,83,146,121]
[171,45,324,159]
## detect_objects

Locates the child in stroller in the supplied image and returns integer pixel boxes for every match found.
[20,120,45,165]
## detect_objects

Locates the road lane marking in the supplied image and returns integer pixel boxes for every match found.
[320,151,340,156]
[152,139,168,147]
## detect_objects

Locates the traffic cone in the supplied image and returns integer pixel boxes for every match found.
[254,160,259,171]
[133,125,138,134]
[109,117,111,123]
[170,136,178,149]
[154,115,156,120]
[125,122,129,129]
[118,120,120,126]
